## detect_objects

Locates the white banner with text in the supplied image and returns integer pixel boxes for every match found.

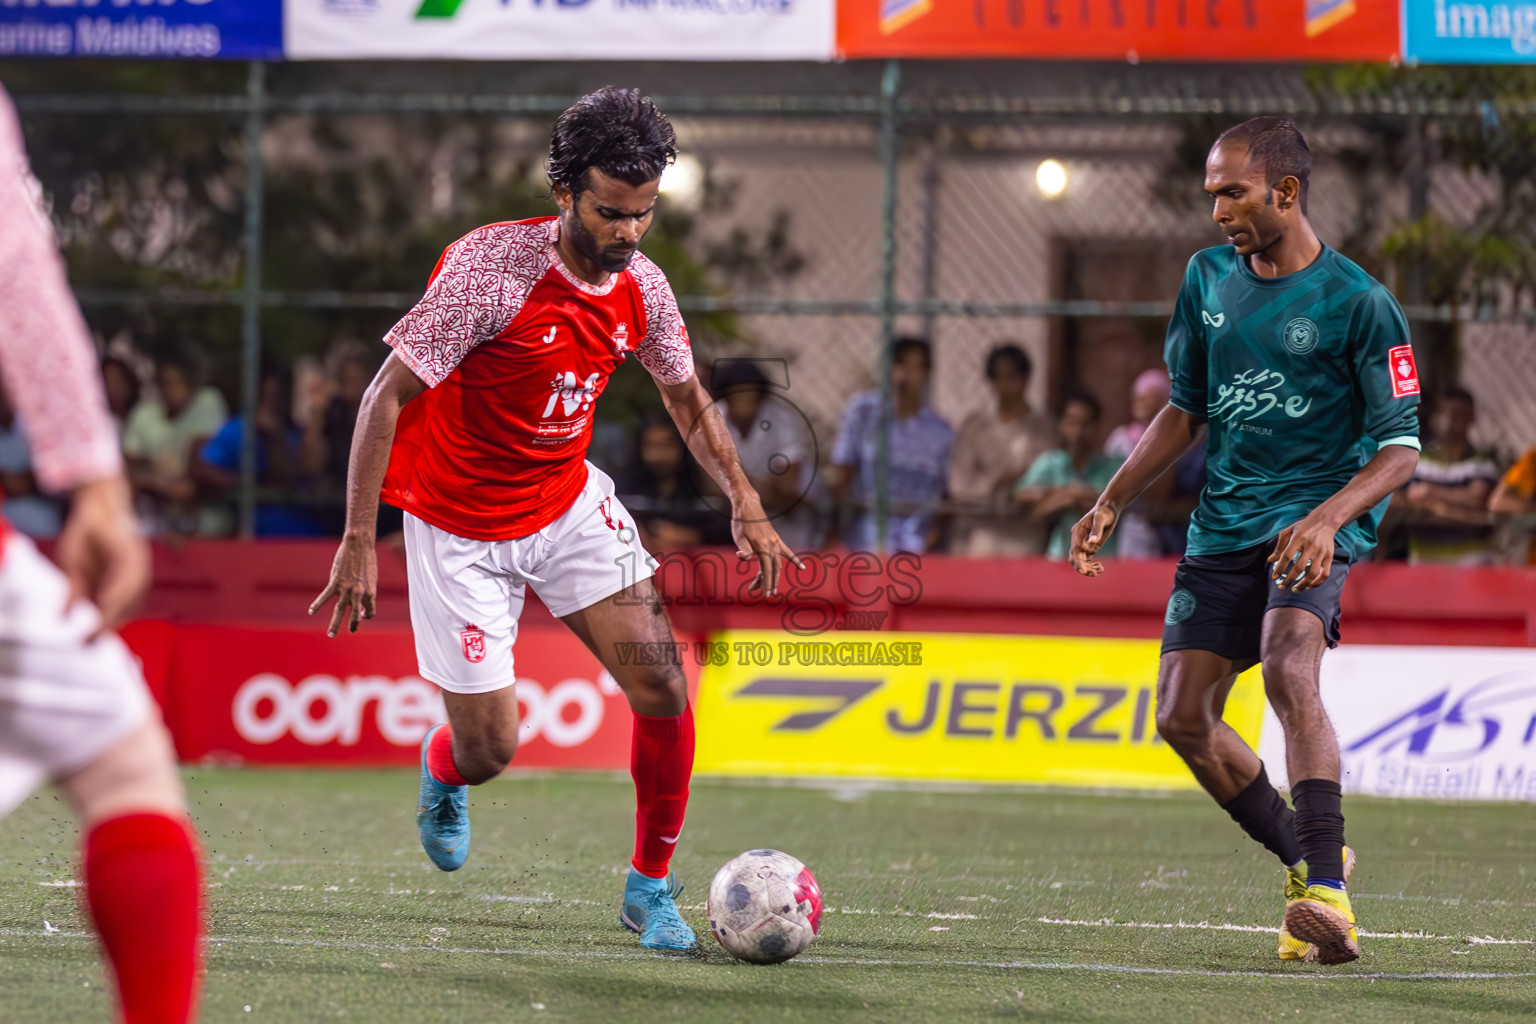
[285,0,834,61]
[1261,646,1536,802]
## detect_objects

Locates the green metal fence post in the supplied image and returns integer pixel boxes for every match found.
[238,61,267,540]
[874,59,900,556]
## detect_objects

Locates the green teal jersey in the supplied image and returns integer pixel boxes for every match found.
[1164,244,1422,562]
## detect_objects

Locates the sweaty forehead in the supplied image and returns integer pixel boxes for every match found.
[582,167,660,212]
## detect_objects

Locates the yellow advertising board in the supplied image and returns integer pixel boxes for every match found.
[694,631,1266,790]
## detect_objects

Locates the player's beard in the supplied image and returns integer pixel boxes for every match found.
[565,209,636,274]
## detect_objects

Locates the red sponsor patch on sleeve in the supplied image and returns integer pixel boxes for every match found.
[1388,344,1420,397]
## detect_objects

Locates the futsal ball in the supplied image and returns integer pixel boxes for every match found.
[706,849,823,964]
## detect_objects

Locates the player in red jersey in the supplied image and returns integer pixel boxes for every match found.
[0,83,204,1022]
[311,87,799,951]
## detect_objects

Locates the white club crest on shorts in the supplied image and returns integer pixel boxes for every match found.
[460,624,487,664]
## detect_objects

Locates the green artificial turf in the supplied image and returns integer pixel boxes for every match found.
[2,770,1534,1022]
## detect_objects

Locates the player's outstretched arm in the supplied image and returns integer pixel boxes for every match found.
[656,373,804,597]
[310,354,425,636]
[1270,444,1419,593]
[1069,403,1205,577]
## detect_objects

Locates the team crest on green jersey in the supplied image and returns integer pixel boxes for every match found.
[1282,317,1320,355]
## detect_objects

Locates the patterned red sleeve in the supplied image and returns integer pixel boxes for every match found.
[384,221,549,388]
[0,87,122,494]
[629,253,694,386]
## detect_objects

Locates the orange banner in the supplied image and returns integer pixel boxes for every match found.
[837,0,1399,61]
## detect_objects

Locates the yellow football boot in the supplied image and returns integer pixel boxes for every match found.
[1277,846,1355,962]
[1283,876,1360,965]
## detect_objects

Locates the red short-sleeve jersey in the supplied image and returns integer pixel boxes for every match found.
[381,217,693,541]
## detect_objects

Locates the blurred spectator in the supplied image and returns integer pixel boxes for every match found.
[829,337,954,553]
[300,342,374,487]
[1153,443,1208,558]
[0,387,62,538]
[615,417,733,551]
[1402,387,1500,565]
[123,347,228,533]
[947,343,1057,556]
[1015,393,1124,561]
[100,354,141,436]
[1103,369,1172,559]
[1490,444,1536,566]
[195,364,324,537]
[711,361,819,552]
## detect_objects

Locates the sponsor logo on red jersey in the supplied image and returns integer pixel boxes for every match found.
[1389,345,1420,398]
[612,322,630,352]
[460,624,487,664]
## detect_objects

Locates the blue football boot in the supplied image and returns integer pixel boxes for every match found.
[619,868,697,951]
[416,725,470,871]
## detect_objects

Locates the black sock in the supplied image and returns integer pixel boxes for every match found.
[1291,778,1346,889]
[1220,764,1302,868]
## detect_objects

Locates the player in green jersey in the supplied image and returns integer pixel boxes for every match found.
[1069,118,1422,966]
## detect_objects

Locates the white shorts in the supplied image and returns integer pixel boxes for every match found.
[0,532,153,817]
[404,463,657,695]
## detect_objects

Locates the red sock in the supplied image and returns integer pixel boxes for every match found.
[631,706,695,878]
[84,813,204,1024]
[427,725,469,786]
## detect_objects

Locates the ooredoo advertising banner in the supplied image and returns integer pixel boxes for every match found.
[284,0,836,61]
[130,622,644,769]
[1403,0,1536,63]
[692,630,1267,789]
[837,0,1400,61]
[0,0,282,59]
[1262,645,1536,801]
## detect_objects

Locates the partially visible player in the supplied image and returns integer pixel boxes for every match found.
[310,87,798,951]
[0,83,203,1021]
[1069,118,1421,965]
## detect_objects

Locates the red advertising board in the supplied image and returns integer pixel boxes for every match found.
[837,0,1400,61]
[130,622,688,770]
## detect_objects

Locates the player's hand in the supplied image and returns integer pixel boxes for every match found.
[57,475,150,636]
[732,494,804,598]
[1268,514,1337,593]
[310,532,378,636]
[1069,502,1119,578]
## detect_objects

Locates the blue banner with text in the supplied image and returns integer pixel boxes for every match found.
[1404,0,1536,63]
[0,0,281,60]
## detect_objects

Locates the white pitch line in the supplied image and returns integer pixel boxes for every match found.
[1,929,1531,981]
[1036,917,1536,945]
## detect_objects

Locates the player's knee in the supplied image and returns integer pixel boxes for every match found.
[1154,704,1210,753]
[454,731,518,784]
[1261,666,1322,726]
[623,664,686,717]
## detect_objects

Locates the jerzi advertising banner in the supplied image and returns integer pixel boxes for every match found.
[0,0,282,59]
[694,630,1266,789]
[1262,646,1536,802]
[1403,0,1536,63]
[285,0,835,61]
[836,0,1400,61]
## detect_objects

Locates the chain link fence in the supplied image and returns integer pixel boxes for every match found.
[7,58,1536,556]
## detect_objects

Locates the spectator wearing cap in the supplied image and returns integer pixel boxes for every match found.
[1401,387,1501,565]
[830,336,954,553]
[947,343,1058,556]
[711,361,819,552]
[1103,368,1174,559]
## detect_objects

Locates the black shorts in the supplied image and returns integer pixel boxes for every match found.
[1160,540,1351,664]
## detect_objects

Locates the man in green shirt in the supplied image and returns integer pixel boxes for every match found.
[1069,118,1421,967]
[1014,393,1122,560]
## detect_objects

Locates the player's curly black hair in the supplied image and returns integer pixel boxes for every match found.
[1215,116,1312,212]
[547,86,677,196]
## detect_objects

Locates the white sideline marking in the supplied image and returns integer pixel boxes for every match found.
[2,929,1530,981]
[1036,917,1536,945]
